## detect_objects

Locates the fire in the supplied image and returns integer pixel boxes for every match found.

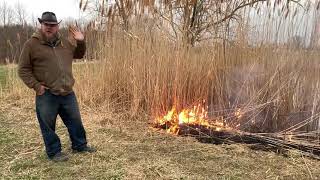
[155,103,227,134]
[235,108,242,119]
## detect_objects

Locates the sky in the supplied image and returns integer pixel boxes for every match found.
[1,0,82,22]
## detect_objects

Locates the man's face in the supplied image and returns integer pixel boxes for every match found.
[41,22,59,39]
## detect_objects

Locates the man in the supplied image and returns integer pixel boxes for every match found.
[18,12,96,162]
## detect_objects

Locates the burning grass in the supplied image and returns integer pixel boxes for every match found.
[154,101,226,134]
[153,101,320,159]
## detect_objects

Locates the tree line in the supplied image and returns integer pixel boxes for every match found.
[1,0,319,64]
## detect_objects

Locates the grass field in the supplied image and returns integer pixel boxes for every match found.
[1,96,320,179]
[0,63,320,179]
[0,65,7,88]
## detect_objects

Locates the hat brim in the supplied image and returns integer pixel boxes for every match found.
[38,18,62,25]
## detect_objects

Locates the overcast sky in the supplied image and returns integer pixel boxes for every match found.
[1,0,81,21]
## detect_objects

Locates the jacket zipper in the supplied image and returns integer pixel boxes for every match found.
[52,46,66,92]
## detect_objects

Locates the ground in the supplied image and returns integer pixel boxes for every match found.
[1,96,320,180]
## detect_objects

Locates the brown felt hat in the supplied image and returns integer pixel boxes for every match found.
[38,11,62,25]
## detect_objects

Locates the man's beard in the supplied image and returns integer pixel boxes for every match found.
[45,32,58,43]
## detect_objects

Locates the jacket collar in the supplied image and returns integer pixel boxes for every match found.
[32,30,62,47]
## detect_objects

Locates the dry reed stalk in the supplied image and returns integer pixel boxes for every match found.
[2,0,320,134]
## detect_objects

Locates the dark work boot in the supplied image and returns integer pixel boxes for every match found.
[50,152,69,162]
[72,146,97,153]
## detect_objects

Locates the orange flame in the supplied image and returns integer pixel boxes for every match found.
[156,103,227,134]
[235,108,242,119]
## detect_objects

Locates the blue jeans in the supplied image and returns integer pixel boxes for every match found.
[36,90,87,158]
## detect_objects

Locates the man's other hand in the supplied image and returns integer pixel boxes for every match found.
[37,85,49,96]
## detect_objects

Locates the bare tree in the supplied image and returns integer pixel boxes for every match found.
[14,1,27,26]
[0,1,14,26]
[154,0,307,46]
[79,0,137,31]
[81,0,306,46]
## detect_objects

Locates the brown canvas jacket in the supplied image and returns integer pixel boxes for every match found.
[18,31,86,95]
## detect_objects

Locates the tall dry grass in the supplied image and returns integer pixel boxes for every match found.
[3,34,320,134]
[76,32,320,133]
[2,2,320,134]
